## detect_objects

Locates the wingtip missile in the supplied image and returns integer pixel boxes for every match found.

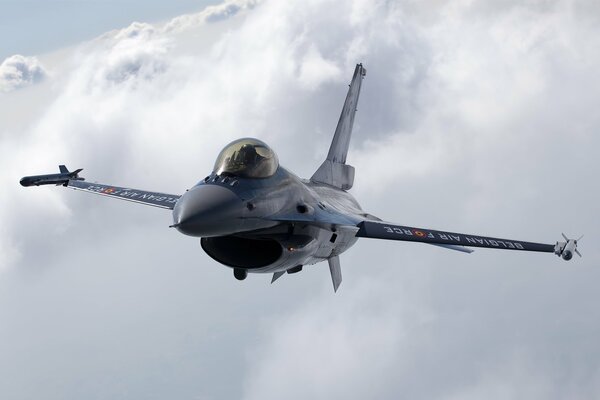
[20,165,84,187]
[555,233,583,261]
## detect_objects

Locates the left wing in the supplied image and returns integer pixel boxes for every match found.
[20,165,181,210]
[356,220,580,261]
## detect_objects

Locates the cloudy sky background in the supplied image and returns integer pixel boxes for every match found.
[1,0,599,398]
[0,0,221,58]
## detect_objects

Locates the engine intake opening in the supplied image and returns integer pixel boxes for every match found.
[201,236,282,269]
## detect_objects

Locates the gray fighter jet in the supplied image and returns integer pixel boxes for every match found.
[20,64,581,291]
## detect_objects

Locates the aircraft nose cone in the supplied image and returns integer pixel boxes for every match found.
[173,184,243,237]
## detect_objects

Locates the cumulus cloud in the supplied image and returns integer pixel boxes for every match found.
[164,0,259,32]
[1,0,600,399]
[298,45,342,90]
[114,21,156,40]
[0,54,47,92]
[82,22,168,86]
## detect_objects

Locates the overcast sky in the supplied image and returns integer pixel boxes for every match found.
[1,0,600,399]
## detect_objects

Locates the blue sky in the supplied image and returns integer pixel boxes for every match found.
[0,0,219,58]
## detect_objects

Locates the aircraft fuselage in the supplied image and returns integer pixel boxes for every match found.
[173,166,371,275]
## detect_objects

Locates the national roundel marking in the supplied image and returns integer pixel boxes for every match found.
[414,230,426,237]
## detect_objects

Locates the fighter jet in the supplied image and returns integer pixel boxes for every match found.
[20,64,581,291]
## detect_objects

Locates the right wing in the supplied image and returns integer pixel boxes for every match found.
[20,165,181,210]
[356,220,579,260]
[67,180,180,210]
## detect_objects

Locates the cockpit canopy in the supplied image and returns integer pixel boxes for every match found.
[213,138,279,178]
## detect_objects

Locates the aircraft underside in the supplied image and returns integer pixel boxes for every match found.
[201,222,359,276]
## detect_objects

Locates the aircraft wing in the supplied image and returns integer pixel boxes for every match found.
[67,180,180,210]
[355,220,577,259]
[21,165,180,210]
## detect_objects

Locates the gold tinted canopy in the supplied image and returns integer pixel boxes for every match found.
[213,138,279,178]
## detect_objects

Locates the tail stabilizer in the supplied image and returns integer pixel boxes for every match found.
[311,63,366,190]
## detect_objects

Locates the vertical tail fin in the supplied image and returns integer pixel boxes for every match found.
[311,64,366,190]
[59,165,69,174]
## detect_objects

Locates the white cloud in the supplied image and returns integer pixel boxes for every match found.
[298,45,342,90]
[113,21,156,40]
[0,54,47,92]
[80,22,169,87]
[243,276,431,399]
[164,0,259,32]
[1,0,600,399]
